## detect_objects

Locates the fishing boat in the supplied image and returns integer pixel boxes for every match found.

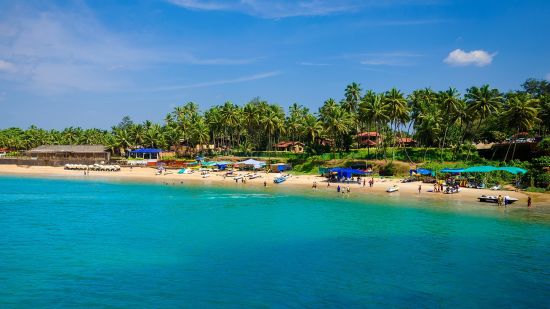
[386,185,399,193]
[273,175,289,184]
[478,195,519,204]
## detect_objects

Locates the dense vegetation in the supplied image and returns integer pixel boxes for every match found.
[1,78,549,163]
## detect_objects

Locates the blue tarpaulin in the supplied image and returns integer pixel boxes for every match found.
[410,168,434,176]
[328,167,366,178]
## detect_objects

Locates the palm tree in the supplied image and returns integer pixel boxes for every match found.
[359,92,390,158]
[191,118,210,153]
[302,114,324,151]
[502,93,540,160]
[384,88,409,161]
[465,85,503,136]
[343,83,362,147]
[320,99,353,154]
[437,88,463,161]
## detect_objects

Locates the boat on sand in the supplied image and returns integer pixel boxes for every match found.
[273,175,289,184]
[478,195,519,204]
[386,185,399,193]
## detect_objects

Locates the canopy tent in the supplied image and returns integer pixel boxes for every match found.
[439,166,527,175]
[328,167,366,179]
[440,168,466,173]
[201,161,217,167]
[410,168,434,176]
[237,159,266,169]
[496,167,527,174]
[462,166,499,173]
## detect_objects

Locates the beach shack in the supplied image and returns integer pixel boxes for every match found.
[27,145,110,164]
[273,141,305,153]
[357,132,381,147]
[128,148,162,160]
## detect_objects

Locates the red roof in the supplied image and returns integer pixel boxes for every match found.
[274,141,303,148]
[357,132,380,137]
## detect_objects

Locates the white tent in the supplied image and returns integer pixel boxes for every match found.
[237,159,266,169]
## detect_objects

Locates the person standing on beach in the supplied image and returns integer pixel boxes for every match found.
[363,179,366,187]
[263,180,267,187]
[418,184,422,194]
[337,185,341,193]
[527,196,532,207]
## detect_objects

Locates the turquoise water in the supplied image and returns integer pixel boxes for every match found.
[0,176,549,308]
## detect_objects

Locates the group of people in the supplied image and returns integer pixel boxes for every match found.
[433,182,444,192]
[497,195,514,206]
[336,185,351,197]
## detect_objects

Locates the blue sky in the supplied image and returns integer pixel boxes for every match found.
[0,0,549,129]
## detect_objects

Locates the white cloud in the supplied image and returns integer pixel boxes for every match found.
[444,49,495,67]
[168,0,439,19]
[298,62,331,66]
[545,73,550,81]
[146,71,281,91]
[168,0,363,18]
[0,60,16,72]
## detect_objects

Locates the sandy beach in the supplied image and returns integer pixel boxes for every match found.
[1,164,547,208]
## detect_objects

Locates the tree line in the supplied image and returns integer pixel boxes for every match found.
[1,78,549,160]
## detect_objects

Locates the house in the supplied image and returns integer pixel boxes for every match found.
[357,132,381,147]
[397,137,416,147]
[27,145,110,163]
[274,141,305,153]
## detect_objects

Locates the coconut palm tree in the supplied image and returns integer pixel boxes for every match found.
[437,88,463,160]
[359,92,390,158]
[191,118,210,153]
[384,88,409,160]
[302,113,324,151]
[465,85,503,136]
[502,93,540,160]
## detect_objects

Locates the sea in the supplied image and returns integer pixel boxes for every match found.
[0,176,549,308]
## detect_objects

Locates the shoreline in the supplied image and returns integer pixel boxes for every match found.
[1,164,548,209]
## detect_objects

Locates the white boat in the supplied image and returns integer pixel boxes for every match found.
[248,173,261,179]
[386,185,399,193]
[273,174,289,184]
[478,195,519,204]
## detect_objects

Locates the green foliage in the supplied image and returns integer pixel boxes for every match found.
[538,137,550,155]
[522,156,550,189]
[0,78,548,165]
